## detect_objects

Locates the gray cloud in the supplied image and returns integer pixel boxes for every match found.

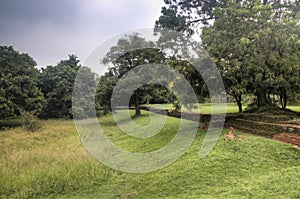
[0,0,81,26]
[0,0,165,67]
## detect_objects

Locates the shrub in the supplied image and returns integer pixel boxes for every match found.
[21,111,42,132]
[167,101,181,116]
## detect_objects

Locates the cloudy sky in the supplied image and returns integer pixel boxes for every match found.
[0,0,165,68]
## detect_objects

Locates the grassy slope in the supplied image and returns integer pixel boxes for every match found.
[0,112,300,198]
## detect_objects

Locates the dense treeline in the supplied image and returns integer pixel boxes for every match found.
[0,40,209,122]
[0,46,91,122]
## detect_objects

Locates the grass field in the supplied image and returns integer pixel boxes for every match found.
[1,111,300,198]
[146,103,245,114]
[149,103,300,114]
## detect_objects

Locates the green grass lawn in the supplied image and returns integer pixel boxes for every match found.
[147,103,245,114]
[287,105,300,112]
[148,103,300,114]
[0,112,299,198]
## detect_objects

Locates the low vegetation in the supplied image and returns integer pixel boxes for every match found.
[1,111,299,198]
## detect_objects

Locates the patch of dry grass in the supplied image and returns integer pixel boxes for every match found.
[0,120,111,198]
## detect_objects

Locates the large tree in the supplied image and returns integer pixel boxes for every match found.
[101,34,166,116]
[0,46,44,119]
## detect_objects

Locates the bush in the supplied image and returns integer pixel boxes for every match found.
[167,101,182,116]
[21,111,42,132]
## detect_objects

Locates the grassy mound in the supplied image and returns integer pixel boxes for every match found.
[0,112,299,198]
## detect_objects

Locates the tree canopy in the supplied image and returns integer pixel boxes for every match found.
[100,34,167,116]
[0,46,44,119]
[38,55,81,118]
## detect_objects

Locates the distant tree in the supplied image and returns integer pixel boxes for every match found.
[0,46,44,119]
[72,66,99,119]
[38,55,80,118]
[166,56,209,102]
[96,71,117,115]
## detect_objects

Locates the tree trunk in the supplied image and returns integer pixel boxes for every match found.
[279,94,284,109]
[256,89,267,107]
[134,92,141,116]
[279,89,287,110]
[234,94,243,113]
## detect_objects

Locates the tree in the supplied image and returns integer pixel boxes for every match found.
[0,46,44,119]
[38,55,80,118]
[166,56,207,102]
[72,66,99,119]
[155,0,228,35]
[96,71,118,115]
[101,34,166,116]
[201,1,261,111]
[269,8,300,109]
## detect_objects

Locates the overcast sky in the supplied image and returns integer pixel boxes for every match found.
[0,0,165,68]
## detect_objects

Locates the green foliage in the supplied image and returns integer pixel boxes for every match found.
[167,100,181,116]
[100,34,167,116]
[201,1,300,110]
[72,66,99,119]
[166,57,208,100]
[38,55,81,119]
[0,46,44,119]
[155,0,225,34]
[96,73,117,115]
[20,111,42,132]
[99,33,213,116]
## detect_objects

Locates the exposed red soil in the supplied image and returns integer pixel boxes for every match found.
[274,133,300,148]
